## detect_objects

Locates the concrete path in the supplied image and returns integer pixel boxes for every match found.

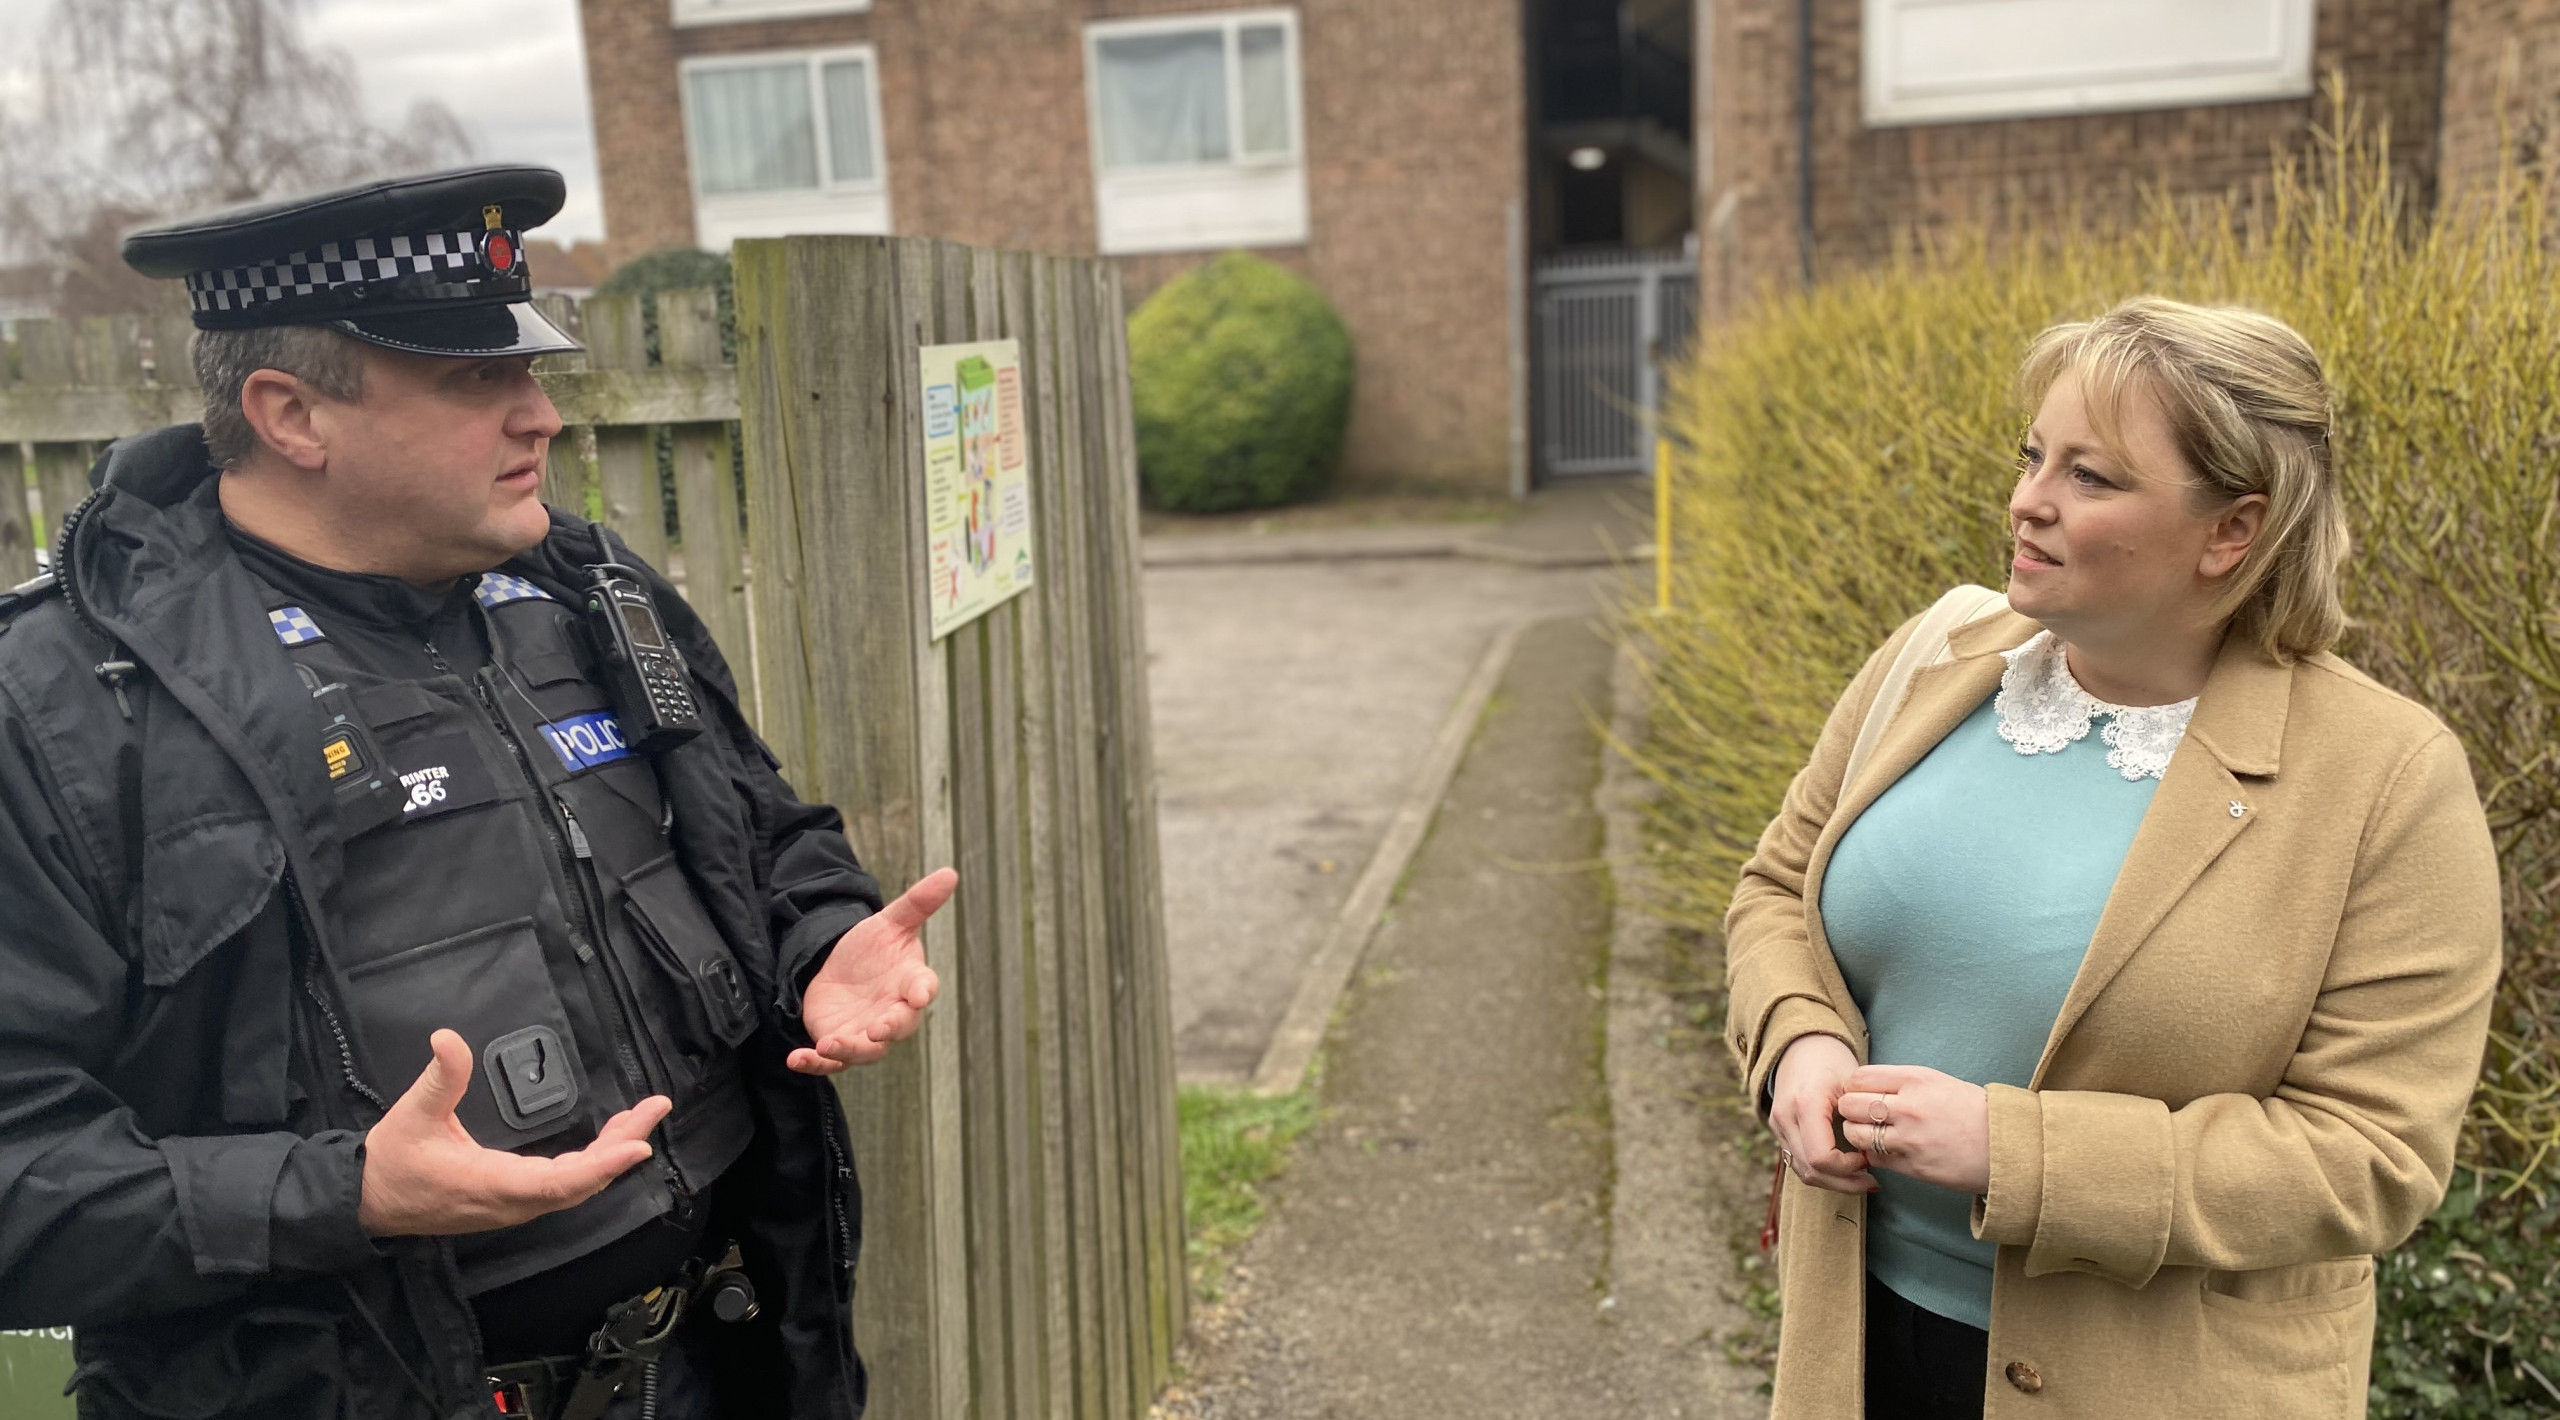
[1145,480,1652,1083]
[1159,616,1761,1419]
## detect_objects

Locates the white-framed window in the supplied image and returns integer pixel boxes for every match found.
[671,0,870,28]
[1862,0,2316,128]
[679,46,891,249]
[1083,9,1308,255]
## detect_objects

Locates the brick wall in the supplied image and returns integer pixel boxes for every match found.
[579,0,1524,494]
[2440,0,2560,206]
[1696,0,2449,324]
[584,0,696,260]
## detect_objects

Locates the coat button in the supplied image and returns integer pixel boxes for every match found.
[2005,1360,2043,1394]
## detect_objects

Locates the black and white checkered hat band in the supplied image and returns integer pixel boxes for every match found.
[184,229,522,315]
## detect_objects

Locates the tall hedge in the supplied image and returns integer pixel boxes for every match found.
[1127,252,1353,512]
[1644,116,2559,1416]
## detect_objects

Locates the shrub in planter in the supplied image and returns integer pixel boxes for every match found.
[1128,252,1353,512]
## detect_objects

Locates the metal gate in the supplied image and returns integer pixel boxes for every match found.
[1532,248,1696,478]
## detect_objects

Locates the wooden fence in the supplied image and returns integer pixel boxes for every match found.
[0,234,1181,1420]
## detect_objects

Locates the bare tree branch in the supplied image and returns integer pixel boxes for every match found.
[0,0,475,317]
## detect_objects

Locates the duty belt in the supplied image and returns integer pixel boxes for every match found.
[487,1251,760,1420]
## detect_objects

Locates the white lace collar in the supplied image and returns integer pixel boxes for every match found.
[1993,631,2196,782]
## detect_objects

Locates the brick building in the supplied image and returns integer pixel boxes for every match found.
[1688,0,2554,323]
[579,0,1695,495]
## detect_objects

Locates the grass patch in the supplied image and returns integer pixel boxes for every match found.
[1179,1084,1319,1300]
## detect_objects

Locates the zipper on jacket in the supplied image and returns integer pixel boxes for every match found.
[49,488,110,647]
[430,638,692,1198]
[560,795,702,1200]
[820,1090,856,1275]
[286,869,391,1115]
[426,639,651,1093]
[557,796,665,1104]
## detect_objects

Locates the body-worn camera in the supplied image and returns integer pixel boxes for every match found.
[582,565,703,753]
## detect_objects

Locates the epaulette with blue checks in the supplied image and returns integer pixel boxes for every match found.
[475,572,554,609]
[269,606,325,646]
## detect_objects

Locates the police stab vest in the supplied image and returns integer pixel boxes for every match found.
[262,570,755,1293]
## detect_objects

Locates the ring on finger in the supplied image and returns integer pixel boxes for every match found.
[1867,1121,1891,1155]
[1868,1097,1891,1126]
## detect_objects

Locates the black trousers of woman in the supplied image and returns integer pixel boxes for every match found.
[1864,1271,1989,1420]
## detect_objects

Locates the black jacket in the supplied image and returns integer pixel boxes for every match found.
[0,426,879,1419]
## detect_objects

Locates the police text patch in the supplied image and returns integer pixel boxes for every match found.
[541,711,635,773]
[388,732,502,821]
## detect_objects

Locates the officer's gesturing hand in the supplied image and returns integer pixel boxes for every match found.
[790,867,957,1075]
[359,1029,674,1237]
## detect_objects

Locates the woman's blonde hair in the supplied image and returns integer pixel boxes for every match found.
[2018,297,2350,662]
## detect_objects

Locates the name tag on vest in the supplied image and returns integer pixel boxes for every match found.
[392,732,502,821]
[542,711,635,773]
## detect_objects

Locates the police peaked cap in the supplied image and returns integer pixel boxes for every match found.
[122,164,583,359]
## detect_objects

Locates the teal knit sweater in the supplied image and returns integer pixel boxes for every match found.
[1819,690,2163,1329]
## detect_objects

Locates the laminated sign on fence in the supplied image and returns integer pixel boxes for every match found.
[922,338,1035,639]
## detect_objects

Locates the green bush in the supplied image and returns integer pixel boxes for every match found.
[1127,252,1353,512]
[1642,107,2559,1416]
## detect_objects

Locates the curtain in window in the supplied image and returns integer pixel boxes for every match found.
[687,64,818,195]
[822,59,878,184]
[1237,24,1292,157]
[1093,30,1229,169]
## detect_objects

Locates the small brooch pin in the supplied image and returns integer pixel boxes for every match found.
[2229,801,2248,819]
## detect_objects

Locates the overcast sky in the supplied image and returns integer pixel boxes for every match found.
[0,0,609,245]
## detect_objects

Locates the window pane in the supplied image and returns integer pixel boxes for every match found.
[1093,30,1230,168]
[822,59,878,184]
[687,64,819,195]
[1238,24,1292,156]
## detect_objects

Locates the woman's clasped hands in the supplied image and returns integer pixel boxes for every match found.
[1768,1035,1993,1196]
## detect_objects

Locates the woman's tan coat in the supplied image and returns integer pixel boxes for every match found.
[1726,605,2502,1420]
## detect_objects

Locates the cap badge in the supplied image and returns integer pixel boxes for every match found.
[484,204,505,231]
[480,229,519,275]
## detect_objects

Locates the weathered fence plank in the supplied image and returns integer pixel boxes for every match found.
[1095,263,1184,1370]
[997,247,1077,1420]
[738,233,961,1420]
[148,315,195,387]
[0,386,195,444]
[581,294,668,569]
[0,329,38,586]
[1051,252,1138,1420]
[657,288,752,708]
[532,294,596,517]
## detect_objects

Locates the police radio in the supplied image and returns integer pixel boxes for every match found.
[582,565,704,753]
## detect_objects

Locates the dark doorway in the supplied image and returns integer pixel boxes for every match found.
[1526,0,1696,480]
[1528,0,1693,254]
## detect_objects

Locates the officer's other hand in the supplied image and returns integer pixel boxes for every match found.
[791,867,956,1076]
[358,1029,673,1237]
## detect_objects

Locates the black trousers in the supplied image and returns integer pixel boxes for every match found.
[1864,1272,1989,1420]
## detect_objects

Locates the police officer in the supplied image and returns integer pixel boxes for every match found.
[0,165,951,1419]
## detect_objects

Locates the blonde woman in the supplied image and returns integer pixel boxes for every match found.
[1726,298,2502,1419]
